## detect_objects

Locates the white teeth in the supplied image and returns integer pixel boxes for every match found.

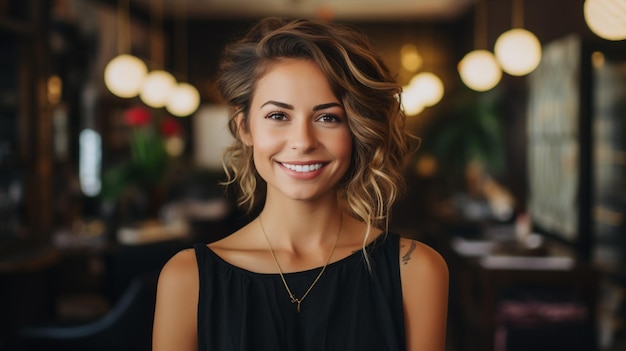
[282,163,323,172]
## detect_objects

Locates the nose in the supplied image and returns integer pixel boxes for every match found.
[289,119,318,153]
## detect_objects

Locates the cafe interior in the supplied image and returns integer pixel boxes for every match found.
[1,0,625,350]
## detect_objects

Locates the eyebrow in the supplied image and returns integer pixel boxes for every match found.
[260,100,343,111]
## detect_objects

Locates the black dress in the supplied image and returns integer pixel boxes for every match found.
[194,232,406,351]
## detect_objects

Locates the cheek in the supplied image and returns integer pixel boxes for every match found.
[250,128,280,151]
[249,128,282,168]
[333,131,354,164]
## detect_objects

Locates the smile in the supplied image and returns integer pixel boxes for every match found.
[280,162,324,173]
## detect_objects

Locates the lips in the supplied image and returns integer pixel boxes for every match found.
[280,162,325,173]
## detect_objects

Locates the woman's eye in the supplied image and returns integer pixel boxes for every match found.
[266,112,288,121]
[317,113,341,123]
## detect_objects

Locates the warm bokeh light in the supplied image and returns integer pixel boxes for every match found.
[458,50,502,92]
[408,72,444,106]
[47,75,62,104]
[584,0,626,41]
[415,154,438,177]
[494,28,542,76]
[139,70,177,108]
[592,51,606,68]
[401,87,425,116]
[104,54,148,98]
[164,135,185,157]
[401,72,445,116]
[166,82,201,117]
[400,44,423,72]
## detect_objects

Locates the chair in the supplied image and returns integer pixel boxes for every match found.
[19,271,159,351]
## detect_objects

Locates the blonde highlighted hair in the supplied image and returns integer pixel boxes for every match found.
[216,17,415,245]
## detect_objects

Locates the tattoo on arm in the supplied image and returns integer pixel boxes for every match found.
[401,241,417,265]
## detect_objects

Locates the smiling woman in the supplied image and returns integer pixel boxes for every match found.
[152,17,449,351]
[242,58,352,201]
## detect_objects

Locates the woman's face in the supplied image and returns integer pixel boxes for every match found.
[242,58,352,203]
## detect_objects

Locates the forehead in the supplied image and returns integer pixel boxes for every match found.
[252,58,338,101]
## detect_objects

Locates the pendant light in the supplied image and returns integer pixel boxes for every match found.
[401,72,444,116]
[399,33,444,116]
[166,3,200,117]
[458,0,502,91]
[458,50,501,91]
[104,0,147,98]
[494,0,542,76]
[139,69,176,108]
[584,0,626,41]
[167,83,200,117]
[140,0,176,108]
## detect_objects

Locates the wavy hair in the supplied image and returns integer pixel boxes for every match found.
[216,17,415,245]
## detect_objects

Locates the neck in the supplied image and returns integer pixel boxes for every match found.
[259,209,343,313]
[258,207,344,253]
[261,193,343,242]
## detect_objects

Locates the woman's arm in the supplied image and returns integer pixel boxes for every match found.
[399,237,449,351]
[152,249,199,351]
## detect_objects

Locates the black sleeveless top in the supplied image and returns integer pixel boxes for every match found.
[194,232,406,351]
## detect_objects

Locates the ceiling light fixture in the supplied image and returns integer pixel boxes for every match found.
[139,69,177,108]
[104,0,147,98]
[167,82,200,117]
[166,2,200,117]
[458,50,501,91]
[458,0,502,91]
[401,72,445,116]
[584,0,626,41]
[494,0,542,76]
[140,0,176,108]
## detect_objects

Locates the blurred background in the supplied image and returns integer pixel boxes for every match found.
[1,0,625,350]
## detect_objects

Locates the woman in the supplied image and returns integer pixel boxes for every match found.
[153,17,448,351]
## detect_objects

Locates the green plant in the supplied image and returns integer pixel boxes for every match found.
[422,88,506,189]
[101,106,183,204]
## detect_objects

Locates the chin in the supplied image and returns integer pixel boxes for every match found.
[277,187,335,202]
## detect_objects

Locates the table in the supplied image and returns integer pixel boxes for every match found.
[449,236,599,351]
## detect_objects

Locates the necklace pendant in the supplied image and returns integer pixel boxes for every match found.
[259,214,343,317]
[291,297,302,313]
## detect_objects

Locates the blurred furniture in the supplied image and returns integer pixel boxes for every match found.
[165,168,246,244]
[52,234,189,308]
[19,271,159,351]
[0,244,59,351]
[24,235,190,345]
[450,234,599,351]
[102,238,190,302]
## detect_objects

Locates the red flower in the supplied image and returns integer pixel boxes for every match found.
[124,106,152,126]
[161,117,182,137]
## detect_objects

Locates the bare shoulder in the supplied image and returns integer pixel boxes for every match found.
[398,237,449,351]
[155,247,199,313]
[158,247,199,289]
[153,248,199,351]
[398,237,448,278]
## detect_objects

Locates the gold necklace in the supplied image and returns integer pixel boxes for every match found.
[258,214,342,313]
